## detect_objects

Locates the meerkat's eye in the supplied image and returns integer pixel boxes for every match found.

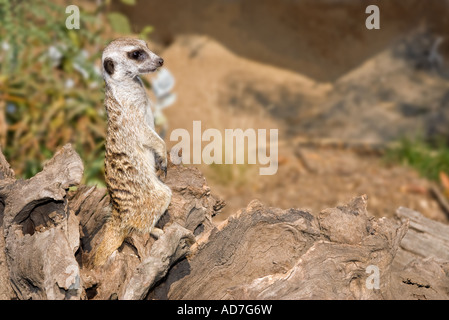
[132,51,141,59]
[128,50,145,61]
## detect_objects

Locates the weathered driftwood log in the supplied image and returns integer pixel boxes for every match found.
[0,147,16,299]
[1,144,449,300]
[390,207,449,300]
[0,144,83,300]
[74,155,221,300]
[149,196,449,300]
[395,206,449,268]
[0,144,221,300]
[150,195,409,299]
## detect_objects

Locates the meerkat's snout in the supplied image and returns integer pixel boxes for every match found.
[147,54,164,72]
[137,51,164,74]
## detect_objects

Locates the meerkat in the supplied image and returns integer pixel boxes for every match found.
[92,38,171,267]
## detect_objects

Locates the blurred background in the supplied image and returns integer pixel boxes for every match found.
[1,0,449,223]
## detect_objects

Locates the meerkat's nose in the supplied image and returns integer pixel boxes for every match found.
[157,58,164,67]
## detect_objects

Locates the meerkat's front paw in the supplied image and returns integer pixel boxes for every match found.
[155,153,168,177]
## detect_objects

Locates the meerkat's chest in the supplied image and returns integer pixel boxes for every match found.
[143,102,155,130]
[125,89,155,130]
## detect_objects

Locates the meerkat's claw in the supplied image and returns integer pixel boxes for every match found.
[155,154,168,177]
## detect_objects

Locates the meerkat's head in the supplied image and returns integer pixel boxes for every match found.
[102,38,164,81]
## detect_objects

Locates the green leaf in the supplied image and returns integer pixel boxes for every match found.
[107,12,132,34]
[68,30,80,48]
[120,0,136,5]
[139,25,154,39]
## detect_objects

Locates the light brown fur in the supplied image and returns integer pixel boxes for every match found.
[92,38,171,267]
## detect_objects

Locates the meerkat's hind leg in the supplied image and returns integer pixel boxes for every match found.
[148,184,171,240]
[91,218,127,267]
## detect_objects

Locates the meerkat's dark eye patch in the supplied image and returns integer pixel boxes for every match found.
[104,58,115,75]
[127,50,148,61]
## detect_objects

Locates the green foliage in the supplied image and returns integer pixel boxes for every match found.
[139,25,154,40]
[107,12,132,34]
[385,136,449,181]
[0,0,107,186]
[105,0,153,40]
[0,0,153,186]
[119,0,137,6]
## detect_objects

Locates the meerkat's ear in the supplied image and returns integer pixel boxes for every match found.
[103,58,115,76]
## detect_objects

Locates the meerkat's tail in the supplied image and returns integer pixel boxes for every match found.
[90,215,126,267]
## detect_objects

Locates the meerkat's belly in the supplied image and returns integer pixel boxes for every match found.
[105,148,169,233]
[105,146,156,191]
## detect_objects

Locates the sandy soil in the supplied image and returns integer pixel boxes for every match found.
[145,34,448,223]
[112,0,449,223]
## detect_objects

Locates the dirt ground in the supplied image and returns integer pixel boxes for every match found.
[113,0,449,223]
[149,34,448,224]
[114,0,449,82]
